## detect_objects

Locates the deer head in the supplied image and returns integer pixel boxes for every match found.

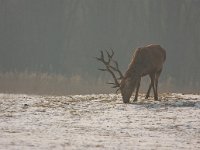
[120,73,139,103]
[96,50,137,103]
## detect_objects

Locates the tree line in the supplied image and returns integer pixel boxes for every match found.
[0,0,199,92]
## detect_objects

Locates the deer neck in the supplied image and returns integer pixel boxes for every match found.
[125,65,141,79]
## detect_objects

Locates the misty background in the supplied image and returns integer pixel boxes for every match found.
[0,0,199,95]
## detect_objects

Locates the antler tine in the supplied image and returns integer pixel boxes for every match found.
[100,50,104,60]
[102,49,124,79]
[105,68,120,87]
[105,50,111,64]
[96,50,120,88]
[107,49,114,58]
[110,48,114,57]
[95,50,103,61]
[110,60,124,79]
[107,82,119,88]
[98,68,107,71]
[96,50,108,65]
[105,50,114,64]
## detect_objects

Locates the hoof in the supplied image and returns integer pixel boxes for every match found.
[133,99,137,102]
[123,101,129,104]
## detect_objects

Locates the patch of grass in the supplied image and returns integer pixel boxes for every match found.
[0,72,111,95]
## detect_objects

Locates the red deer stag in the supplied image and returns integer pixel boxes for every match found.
[96,44,166,103]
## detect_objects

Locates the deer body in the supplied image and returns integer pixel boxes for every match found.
[96,44,166,103]
[121,44,166,103]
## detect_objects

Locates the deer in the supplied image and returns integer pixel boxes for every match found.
[96,44,166,103]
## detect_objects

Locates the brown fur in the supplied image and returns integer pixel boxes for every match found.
[120,44,166,103]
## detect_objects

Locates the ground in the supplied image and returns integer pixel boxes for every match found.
[0,93,200,150]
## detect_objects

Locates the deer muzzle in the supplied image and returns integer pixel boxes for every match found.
[122,94,131,103]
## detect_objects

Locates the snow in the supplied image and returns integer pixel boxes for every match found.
[0,93,200,149]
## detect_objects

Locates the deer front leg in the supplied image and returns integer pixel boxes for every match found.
[133,78,141,102]
[145,83,152,99]
[145,74,153,99]
[152,81,158,100]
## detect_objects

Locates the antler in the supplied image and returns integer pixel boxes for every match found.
[108,50,124,79]
[96,49,124,88]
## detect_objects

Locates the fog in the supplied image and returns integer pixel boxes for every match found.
[0,0,200,94]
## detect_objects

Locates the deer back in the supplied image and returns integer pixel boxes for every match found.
[125,44,166,77]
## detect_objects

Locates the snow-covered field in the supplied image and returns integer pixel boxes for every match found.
[0,93,200,150]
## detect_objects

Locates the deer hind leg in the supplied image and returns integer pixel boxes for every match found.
[133,78,141,102]
[155,69,162,101]
[145,73,157,100]
[145,74,155,99]
[151,73,158,100]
